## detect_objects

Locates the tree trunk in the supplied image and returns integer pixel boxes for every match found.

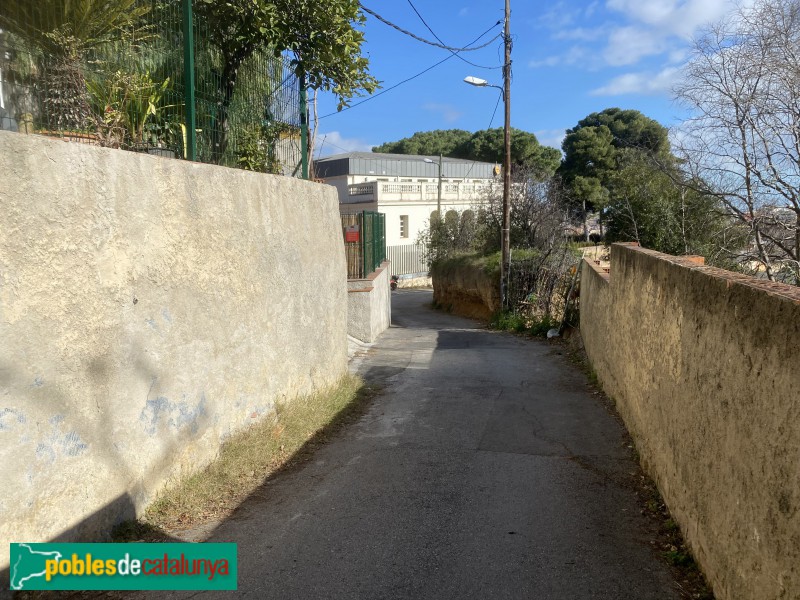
[582,198,589,242]
[39,53,92,132]
[753,227,776,281]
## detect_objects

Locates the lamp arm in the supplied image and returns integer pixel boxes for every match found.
[488,84,505,98]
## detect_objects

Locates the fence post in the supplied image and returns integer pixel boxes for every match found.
[360,212,366,278]
[299,73,308,180]
[380,213,386,263]
[182,0,197,161]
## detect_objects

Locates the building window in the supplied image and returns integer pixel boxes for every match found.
[400,215,409,238]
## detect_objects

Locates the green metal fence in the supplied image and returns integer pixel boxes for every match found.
[341,211,386,279]
[0,0,306,176]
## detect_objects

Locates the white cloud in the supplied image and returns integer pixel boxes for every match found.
[596,1,740,69]
[606,0,678,28]
[553,26,607,42]
[535,129,567,150]
[529,45,589,68]
[532,0,740,74]
[458,7,469,17]
[603,26,668,66]
[539,2,580,29]
[315,131,374,157]
[667,47,690,64]
[423,103,464,123]
[590,66,681,96]
[605,0,732,37]
[529,55,561,68]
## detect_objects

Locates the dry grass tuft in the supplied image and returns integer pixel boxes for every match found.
[139,375,372,533]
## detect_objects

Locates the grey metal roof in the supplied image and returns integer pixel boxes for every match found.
[314,152,498,180]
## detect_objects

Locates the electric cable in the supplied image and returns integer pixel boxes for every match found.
[314,137,356,157]
[319,54,453,119]
[359,3,502,52]
[488,94,503,133]
[405,0,502,70]
[318,22,501,120]
[460,92,503,181]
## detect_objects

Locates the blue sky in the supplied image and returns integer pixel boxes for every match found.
[313,0,741,158]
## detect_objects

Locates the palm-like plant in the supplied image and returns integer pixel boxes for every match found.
[0,0,150,130]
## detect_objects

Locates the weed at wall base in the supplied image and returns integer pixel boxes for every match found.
[115,375,372,539]
[489,310,558,337]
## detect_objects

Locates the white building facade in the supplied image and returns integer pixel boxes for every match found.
[314,152,501,246]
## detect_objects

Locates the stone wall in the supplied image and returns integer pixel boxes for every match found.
[0,131,348,570]
[580,243,800,600]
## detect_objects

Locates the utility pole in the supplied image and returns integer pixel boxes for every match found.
[437,153,443,218]
[501,0,512,309]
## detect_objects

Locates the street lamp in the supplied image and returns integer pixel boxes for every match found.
[463,0,511,310]
[464,72,511,306]
[463,76,504,97]
[423,155,443,219]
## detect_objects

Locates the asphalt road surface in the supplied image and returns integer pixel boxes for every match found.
[154,289,681,599]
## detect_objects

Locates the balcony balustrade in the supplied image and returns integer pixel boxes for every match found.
[343,181,497,204]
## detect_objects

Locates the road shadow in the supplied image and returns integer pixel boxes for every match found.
[4,492,185,598]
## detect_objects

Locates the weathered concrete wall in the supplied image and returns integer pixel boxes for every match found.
[431,259,499,320]
[347,261,390,343]
[580,243,800,600]
[0,131,347,570]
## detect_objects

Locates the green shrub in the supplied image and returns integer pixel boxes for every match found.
[490,310,558,338]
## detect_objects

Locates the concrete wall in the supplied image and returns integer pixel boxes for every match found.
[580,243,800,600]
[347,261,391,343]
[0,131,348,570]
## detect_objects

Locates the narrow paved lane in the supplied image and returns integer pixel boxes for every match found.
[178,290,679,599]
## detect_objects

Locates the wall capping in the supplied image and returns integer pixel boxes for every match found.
[613,243,800,304]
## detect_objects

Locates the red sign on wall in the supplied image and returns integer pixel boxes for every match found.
[345,226,360,243]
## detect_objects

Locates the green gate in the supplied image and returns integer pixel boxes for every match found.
[341,211,386,279]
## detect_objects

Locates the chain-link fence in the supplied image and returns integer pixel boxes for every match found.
[0,0,305,176]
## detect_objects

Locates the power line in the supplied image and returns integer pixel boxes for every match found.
[314,136,357,158]
[405,0,502,70]
[359,3,502,52]
[460,93,503,181]
[319,54,452,119]
[405,0,445,44]
[315,76,503,186]
[319,22,501,120]
[488,94,503,131]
